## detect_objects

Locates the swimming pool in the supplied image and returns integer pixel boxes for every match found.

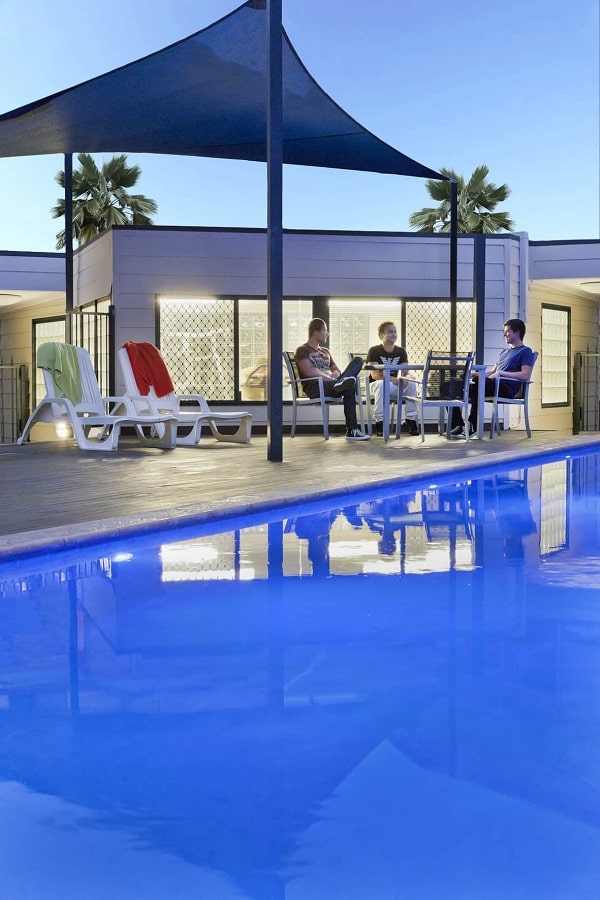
[1,447,599,898]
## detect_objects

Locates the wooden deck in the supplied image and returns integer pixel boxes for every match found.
[1,429,598,559]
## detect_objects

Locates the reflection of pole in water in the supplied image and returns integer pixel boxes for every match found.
[267,520,285,711]
[68,573,80,714]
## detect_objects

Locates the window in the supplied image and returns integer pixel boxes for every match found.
[238,298,313,400]
[541,305,570,406]
[328,298,475,366]
[32,316,66,405]
[159,296,312,401]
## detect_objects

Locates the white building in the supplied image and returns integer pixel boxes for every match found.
[1,227,599,439]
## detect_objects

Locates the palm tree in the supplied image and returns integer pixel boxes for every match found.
[52,152,158,249]
[409,165,515,234]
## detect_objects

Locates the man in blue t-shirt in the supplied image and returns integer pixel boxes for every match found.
[450,319,535,438]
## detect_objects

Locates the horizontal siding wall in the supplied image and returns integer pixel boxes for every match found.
[478,236,523,356]
[0,252,64,294]
[109,229,476,339]
[72,232,113,307]
[529,241,600,281]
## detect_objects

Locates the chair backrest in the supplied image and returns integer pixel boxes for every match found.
[118,345,180,415]
[39,344,105,416]
[283,351,301,401]
[422,350,475,402]
[510,350,539,399]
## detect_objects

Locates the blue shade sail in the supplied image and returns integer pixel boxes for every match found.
[0,0,445,180]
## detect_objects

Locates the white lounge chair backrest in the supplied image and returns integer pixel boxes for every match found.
[40,346,105,417]
[118,343,252,445]
[18,343,177,451]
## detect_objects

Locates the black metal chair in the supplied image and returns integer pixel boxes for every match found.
[411,350,476,442]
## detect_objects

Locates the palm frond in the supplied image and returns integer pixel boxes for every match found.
[409,164,514,235]
[52,152,157,247]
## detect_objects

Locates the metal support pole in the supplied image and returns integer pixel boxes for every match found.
[64,153,74,343]
[449,179,458,354]
[266,0,283,462]
[450,178,458,300]
[473,233,486,364]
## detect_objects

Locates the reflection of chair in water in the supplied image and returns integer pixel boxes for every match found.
[355,496,422,557]
[422,485,473,542]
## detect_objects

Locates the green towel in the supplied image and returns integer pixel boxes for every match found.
[37,343,83,404]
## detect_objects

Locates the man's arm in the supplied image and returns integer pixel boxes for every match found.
[366,345,383,381]
[489,363,532,383]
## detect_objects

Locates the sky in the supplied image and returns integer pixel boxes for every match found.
[1,0,599,253]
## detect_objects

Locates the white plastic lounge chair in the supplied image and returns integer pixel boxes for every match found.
[17,344,178,452]
[118,343,252,445]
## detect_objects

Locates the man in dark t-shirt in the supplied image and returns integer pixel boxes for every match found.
[295,318,369,441]
[366,321,419,436]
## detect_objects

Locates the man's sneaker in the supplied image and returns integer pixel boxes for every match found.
[404,419,419,436]
[346,427,370,442]
[333,375,356,394]
[374,420,384,437]
[450,423,474,439]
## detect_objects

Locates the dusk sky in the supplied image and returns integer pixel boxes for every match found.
[1,0,598,252]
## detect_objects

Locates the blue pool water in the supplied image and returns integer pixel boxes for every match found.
[1,448,600,898]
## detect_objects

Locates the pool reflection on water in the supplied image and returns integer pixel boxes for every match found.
[1,451,600,899]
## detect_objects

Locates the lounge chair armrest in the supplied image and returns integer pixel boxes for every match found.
[42,395,78,414]
[104,395,139,415]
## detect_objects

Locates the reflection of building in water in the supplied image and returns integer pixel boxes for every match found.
[539,460,568,555]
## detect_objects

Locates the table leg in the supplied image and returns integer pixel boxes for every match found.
[383,369,390,441]
[396,381,404,439]
[477,371,485,440]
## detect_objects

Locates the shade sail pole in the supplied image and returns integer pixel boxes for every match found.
[450,178,458,302]
[449,178,458,354]
[266,0,284,462]
[64,153,74,343]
